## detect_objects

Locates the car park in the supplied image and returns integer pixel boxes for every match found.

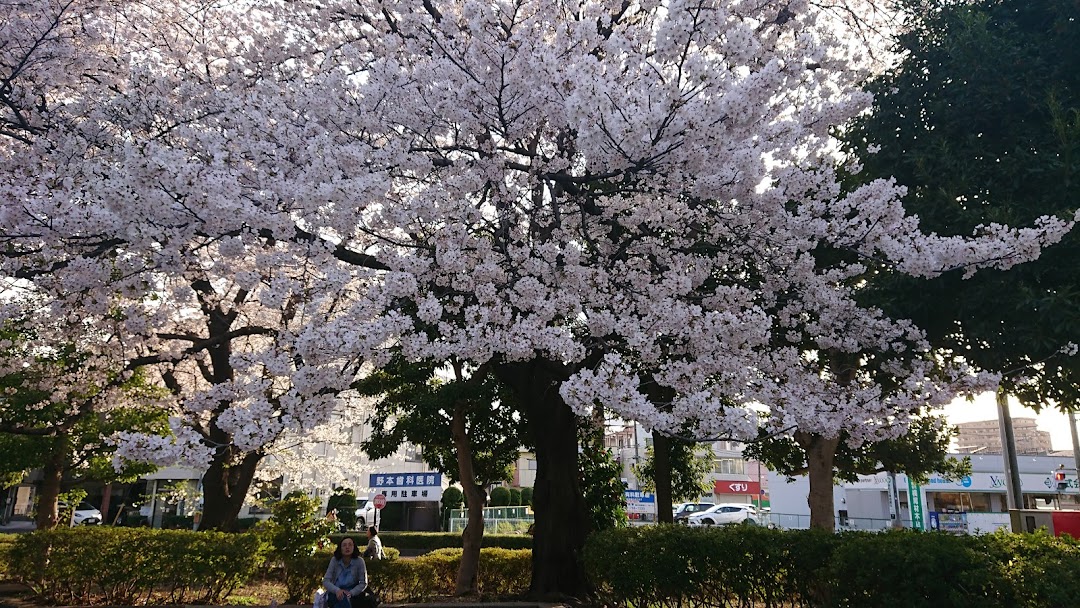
[672,502,715,523]
[686,503,758,526]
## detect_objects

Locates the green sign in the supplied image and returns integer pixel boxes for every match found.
[907,477,924,530]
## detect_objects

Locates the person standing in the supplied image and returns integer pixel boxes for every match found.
[323,537,367,608]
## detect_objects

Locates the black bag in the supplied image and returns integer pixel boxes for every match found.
[350,587,380,608]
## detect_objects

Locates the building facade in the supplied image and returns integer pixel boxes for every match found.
[955,418,1053,455]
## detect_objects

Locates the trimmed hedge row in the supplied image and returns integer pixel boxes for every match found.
[0,533,17,579]
[328,531,531,552]
[8,527,270,605]
[584,525,1080,608]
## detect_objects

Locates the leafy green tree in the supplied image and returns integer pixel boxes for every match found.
[521,487,533,507]
[633,442,716,503]
[579,415,628,532]
[440,486,464,531]
[355,355,526,595]
[0,324,167,529]
[746,415,971,487]
[326,487,358,530]
[508,488,522,506]
[265,490,338,603]
[489,486,511,507]
[846,0,1080,407]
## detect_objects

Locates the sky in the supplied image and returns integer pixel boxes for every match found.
[941,391,1078,452]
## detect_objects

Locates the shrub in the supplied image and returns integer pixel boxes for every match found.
[7,527,269,605]
[583,526,1080,608]
[327,488,359,531]
[489,487,510,507]
[328,531,531,552]
[520,487,533,507]
[508,488,522,506]
[265,491,338,603]
[0,533,17,580]
[368,547,530,601]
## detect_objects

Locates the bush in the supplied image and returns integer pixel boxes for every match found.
[265,491,338,603]
[441,487,464,531]
[161,514,195,530]
[329,531,531,552]
[489,487,510,507]
[327,488,359,531]
[8,527,270,605]
[508,488,522,506]
[367,547,529,601]
[521,487,533,507]
[584,526,1080,608]
[0,533,17,580]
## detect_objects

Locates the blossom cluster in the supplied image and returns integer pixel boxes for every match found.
[0,0,1074,472]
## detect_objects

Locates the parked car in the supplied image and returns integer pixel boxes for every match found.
[354,497,377,529]
[59,501,103,526]
[686,503,758,527]
[672,502,715,523]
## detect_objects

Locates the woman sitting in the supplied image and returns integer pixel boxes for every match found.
[323,536,367,608]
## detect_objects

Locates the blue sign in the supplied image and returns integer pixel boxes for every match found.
[624,490,655,503]
[369,472,442,488]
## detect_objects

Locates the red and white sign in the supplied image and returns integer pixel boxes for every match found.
[372,494,387,510]
[714,480,762,495]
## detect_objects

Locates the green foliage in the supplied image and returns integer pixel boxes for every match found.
[57,488,88,527]
[746,415,972,484]
[508,487,522,506]
[327,487,359,530]
[8,527,270,605]
[633,441,716,502]
[0,533,17,579]
[292,547,529,601]
[584,525,1080,608]
[579,416,628,532]
[847,0,1080,406]
[327,531,531,551]
[520,486,533,507]
[440,486,464,530]
[489,486,511,507]
[263,491,337,603]
[355,356,523,487]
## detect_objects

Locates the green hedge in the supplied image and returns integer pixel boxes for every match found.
[0,533,17,580]
[293,547,529,601]
[584,525,1080,608]
[8,527,270,605]
[329,531,531,552]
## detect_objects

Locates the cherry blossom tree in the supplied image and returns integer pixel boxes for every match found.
[281,0,1076,581]
[3,0,1077,595]
[0,0,371,530]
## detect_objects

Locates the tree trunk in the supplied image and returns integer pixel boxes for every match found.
[496,361,590,601]
[652,431,674,524]
[35,435,69,530]
[796,431,840,531]
[198,448,262,531]
[100,483,113,526]
[451,403,485,596]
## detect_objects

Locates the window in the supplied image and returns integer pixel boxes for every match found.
[713,458,746,475]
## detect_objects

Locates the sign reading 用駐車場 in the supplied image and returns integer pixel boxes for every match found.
[369,472,443,502]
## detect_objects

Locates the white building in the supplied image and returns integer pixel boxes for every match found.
[768,453,1080,534]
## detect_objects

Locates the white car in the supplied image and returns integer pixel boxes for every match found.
[686,503,758,527]
[354,497,377,529]
[59,501,103,526]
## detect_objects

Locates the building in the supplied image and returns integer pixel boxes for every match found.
[768,453,1080,534]
[955,418,1053,455]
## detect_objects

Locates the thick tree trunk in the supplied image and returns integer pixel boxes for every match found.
[652,431,674,523]
[496,361,590,601]
[35,436,68,530]
[198,449,262,531]
[796,431,840,531]
[100,483,113,526]
[451,403,485,596]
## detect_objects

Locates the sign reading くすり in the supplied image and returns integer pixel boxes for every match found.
[714,480,761,495]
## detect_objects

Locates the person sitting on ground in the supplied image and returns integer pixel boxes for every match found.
[363,525,384,560]
[323,536,367,608]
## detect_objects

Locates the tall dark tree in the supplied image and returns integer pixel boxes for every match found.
[847,0,1080,406]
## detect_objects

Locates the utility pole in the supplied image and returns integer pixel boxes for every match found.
[1070,411,1080,489]
[997,388,1025,528]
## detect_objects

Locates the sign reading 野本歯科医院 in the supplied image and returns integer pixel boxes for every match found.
[369,472,443,502]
